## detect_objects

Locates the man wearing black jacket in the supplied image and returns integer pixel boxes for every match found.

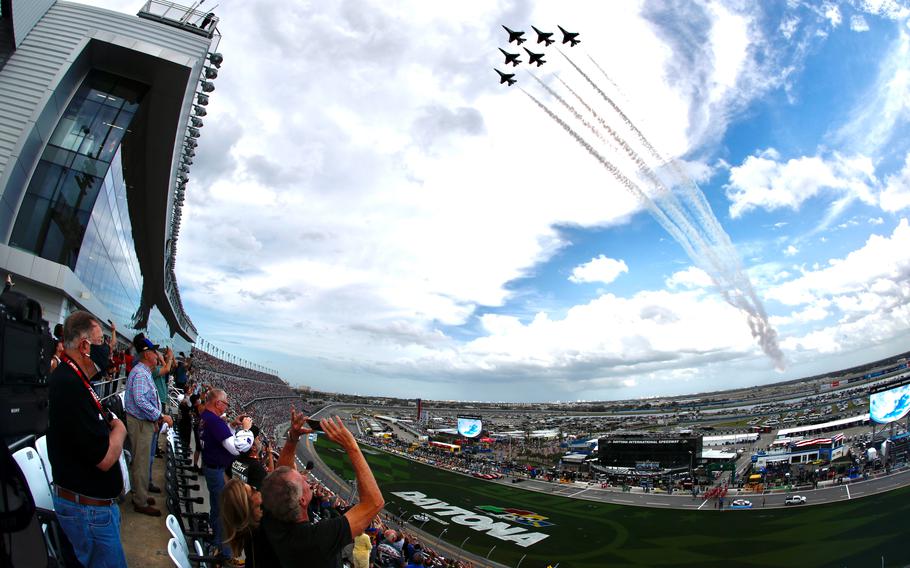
[47,311,127,567]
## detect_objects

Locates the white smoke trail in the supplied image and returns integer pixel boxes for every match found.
[520,89,701,263]
[536,55,786,370]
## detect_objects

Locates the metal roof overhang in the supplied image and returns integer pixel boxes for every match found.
[89,38,197,341]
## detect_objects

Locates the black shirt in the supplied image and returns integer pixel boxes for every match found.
[47,358,122,499]
[230,454,267,491]
[262,512,352,568]
[247,525,280,568]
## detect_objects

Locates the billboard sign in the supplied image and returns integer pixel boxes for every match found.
[457,416,483,438]
[870,379,910,424]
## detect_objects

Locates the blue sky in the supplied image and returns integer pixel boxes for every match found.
[87,0,910,401]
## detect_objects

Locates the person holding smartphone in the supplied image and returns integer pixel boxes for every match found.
[260,410,385,568]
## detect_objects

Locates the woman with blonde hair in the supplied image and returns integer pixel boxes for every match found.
[221,478,276,567]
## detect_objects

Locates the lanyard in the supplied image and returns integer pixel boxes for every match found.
[61,353,103,413]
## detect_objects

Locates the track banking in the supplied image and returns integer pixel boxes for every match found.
[392,491,550,548]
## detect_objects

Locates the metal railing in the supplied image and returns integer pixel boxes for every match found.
[138,0,220,40]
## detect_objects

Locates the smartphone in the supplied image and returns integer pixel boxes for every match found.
[306,418,324,432]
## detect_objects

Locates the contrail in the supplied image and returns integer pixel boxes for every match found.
[520,88,701,263]
[531,56,786,370]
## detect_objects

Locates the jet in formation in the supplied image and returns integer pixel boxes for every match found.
[502,25,526,45]
[558,25,580,46]
[523,48,546,67]
[531,26,554,46]
[495,68,517,86]
[498,48,521,67]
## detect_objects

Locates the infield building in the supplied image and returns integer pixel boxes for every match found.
[0,0,221,348]
[598,434,703,471]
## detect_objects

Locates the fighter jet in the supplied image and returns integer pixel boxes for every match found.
[502,25,526,45]
[558,25,580,46]
[495,68,517,86]
[498,48,521,67]
[523,47,546,67]
[531,26,554,46]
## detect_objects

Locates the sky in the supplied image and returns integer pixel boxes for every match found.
[84,0,910,402]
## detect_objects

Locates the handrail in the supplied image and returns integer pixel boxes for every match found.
[137,0,220,39]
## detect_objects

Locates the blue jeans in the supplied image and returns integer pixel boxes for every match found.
[52,495,127,568]
[203,465,231,558]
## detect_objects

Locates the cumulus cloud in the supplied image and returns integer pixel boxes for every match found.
[784,245,799,256]
[766,218,910,308]
[880,153,910,212]
[665,266,713,289]
[850,15,871,31]
[724,150,877,218]
[569,255,629,285]
[822,3,842,27]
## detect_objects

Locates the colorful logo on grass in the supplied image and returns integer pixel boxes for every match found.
[476,506,554,528]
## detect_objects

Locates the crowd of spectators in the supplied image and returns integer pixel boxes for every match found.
[191,348,286,385]
[191,369,304,442]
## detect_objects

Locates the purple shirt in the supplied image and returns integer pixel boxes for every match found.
[199,409,234,468]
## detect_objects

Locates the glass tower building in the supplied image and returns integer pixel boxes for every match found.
[0,0,222,348]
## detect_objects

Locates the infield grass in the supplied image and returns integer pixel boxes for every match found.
[314,438,910,568]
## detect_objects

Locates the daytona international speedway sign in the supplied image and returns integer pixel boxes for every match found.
[392,491,551,547]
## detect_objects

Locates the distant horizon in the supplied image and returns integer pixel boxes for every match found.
[297,346,909,406]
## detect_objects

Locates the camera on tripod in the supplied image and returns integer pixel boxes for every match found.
[0,284,56,438]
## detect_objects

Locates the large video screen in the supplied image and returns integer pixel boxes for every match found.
[870,381,910,424]
[457,416,483,438]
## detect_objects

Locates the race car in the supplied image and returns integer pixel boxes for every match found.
[731,499,752,509]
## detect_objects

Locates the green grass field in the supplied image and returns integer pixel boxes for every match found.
[314,438,910,568]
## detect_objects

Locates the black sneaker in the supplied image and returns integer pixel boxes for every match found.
[148,483,162,494]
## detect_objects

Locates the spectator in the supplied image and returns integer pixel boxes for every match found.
[49,338,63,373]
[352,532,372,568]
[199,388,251,559]
[260,414,385,568]
[175,352,189,389]
[124,334,172,517]
[47,311,128,567]
[220,478,278,567]
[177,380,195,449]
[230,424,273,491]
[149,346,175,478]
[406,552,426,568]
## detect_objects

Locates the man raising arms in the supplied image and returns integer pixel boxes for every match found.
[260,412,385,568]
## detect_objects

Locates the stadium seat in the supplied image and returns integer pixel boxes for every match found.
[166,514,220,566]
[11,447,53,511]
[167,537,192,568]
[35,435,52,484]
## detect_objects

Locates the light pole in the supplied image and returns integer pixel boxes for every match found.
[486,545,496,559]
[439,527,448,539]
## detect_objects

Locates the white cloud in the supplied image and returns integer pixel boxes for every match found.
[725,150,877,218]
[870,216,885,224]
[784,245,799,256]
[834,25,910,155]
[569,255,629,285]
[850,15,871,31]
[880,153,910,212]
[666,266,713,289]
[766,218,910,307]
[823,3,843,27]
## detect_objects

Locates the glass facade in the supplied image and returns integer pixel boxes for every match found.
[9,69,190,351]
[11,70,145,269]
